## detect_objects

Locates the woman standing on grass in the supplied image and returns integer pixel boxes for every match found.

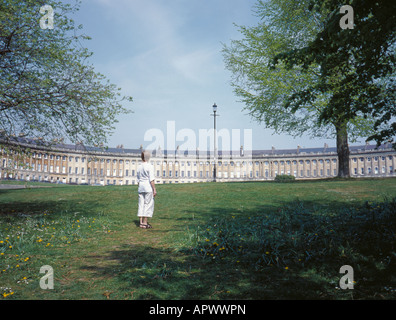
[137,150,156,229]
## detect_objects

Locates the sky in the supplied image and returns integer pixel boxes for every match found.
[70,0,359,151]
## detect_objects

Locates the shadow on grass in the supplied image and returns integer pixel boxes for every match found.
[75,196,395,300]
[77,242,330,300]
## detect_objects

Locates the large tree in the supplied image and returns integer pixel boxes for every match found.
[273,0,396,149]
[223,0,384,177]
[0,0,132,148]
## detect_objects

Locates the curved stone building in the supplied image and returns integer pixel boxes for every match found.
[1,137,395,185]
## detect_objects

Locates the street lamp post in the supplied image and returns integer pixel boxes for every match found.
[211,103,219,182]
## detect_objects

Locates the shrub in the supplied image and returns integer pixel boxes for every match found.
[274,174,296,182]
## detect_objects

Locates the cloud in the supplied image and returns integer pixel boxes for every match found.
[172,48,221,85]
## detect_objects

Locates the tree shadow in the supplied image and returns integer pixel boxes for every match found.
[74,197,395,300]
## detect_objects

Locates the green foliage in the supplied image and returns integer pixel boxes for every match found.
[273,0,396,147]
[0,0,132,146]
[222,0,377,142]
[274,174,296,182]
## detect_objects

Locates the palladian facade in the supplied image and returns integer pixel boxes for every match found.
[1,137,395,185]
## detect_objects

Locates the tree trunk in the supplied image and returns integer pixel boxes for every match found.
[335,119,350,178]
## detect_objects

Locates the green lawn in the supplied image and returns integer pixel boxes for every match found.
[0,178,395,300]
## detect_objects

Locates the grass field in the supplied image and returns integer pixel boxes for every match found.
[0,178,395,300]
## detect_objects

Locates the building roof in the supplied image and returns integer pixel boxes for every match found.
[1,135,394,157]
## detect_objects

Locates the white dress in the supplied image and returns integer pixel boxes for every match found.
[137,162,155,217]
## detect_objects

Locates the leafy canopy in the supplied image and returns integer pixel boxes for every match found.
[0,0,132,147]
